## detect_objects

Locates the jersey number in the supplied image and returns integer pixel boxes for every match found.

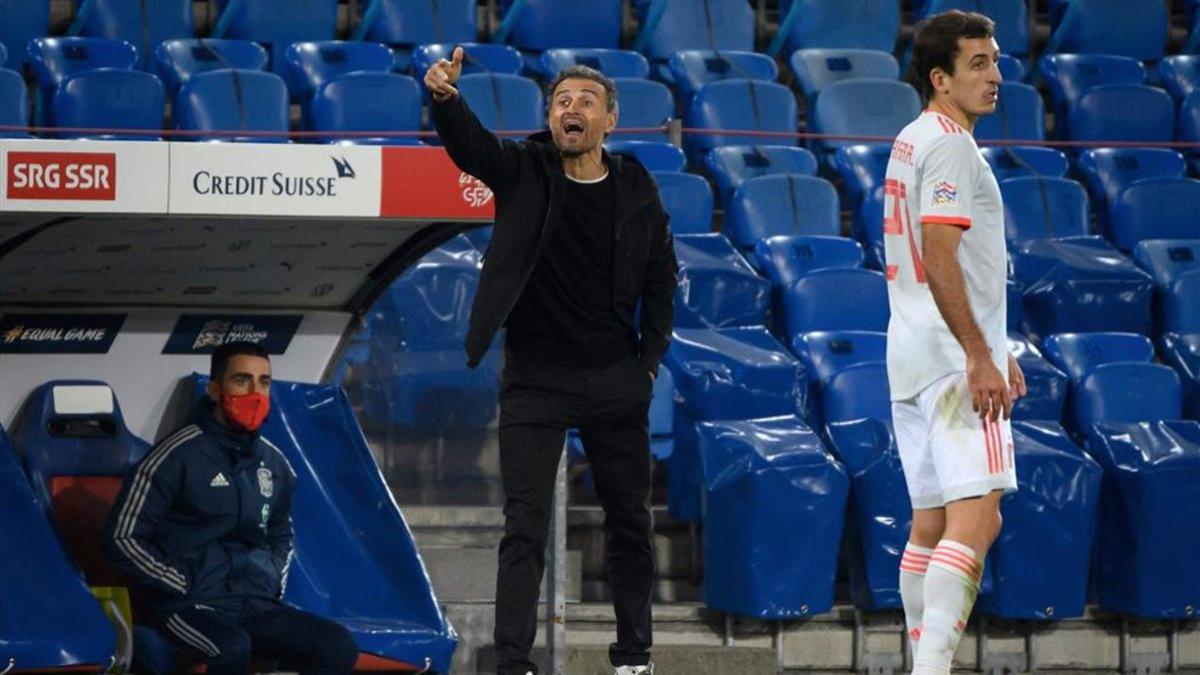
[883,178,927,284]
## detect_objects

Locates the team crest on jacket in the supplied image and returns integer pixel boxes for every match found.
[257,467,274,498]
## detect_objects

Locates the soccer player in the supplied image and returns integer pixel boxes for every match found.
[883,11,1027,674]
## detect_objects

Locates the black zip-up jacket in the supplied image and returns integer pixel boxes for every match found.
[104,400,296,614]
[432,93,678,373]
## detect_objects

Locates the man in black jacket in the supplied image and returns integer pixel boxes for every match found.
[104,342,357,674]
[426,49,677,675]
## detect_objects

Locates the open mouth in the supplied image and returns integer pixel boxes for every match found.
[563,119,586,136]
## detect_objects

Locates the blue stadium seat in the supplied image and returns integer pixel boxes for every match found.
[354,0,476,72]
[1110,178,1200,252]
[1074,363,1182,432]
[175,68,290,142]
[673,234,770,329]
[1160,332,1200,421]
[1043,0,1167,62]
[649,366,675,459]
[784,268,889,339]
[284,41,394,103]
[0,42,6,68]
[980,146,1069,182]
[774,0,899,54]
[0,0,49,68]
[52,68,163,140]
[28,37,138,124]
[611,77,673,142]
[997,53,1025,81]
[455,73,544,134]
[538,48,649,80]
[1038,55,1144,139]
[824,362,892,424]
[914,0,1029,58]
[1042,332,1156,382]
[154,39,268,96]
[792,330,885,384]
[0,67,30,137]
[810,79,921,166]
[605,140,685,172]
[632,0,754,83]
[1008,279,1025,333]
[651,171,713,235]
[833,144,891,239]
[1164,271,1200,334]
[411,43,524,92]
[212,0,336,81]
[1076,148,1186,233]
[311,72,423,145]
[1007,333,1069,421]
[1182,91,1200,176]
[1133,239,1200,288]
[756,236,865,290]
[789,49,899,110]
[684,79,798,166]
[498,0,622,74]
[999,176,1091,245]
[1068,84,1174,144]
[71,0,193,69]
[667,50,778,105]
[705,145,819,208]
[1159,55,1200,102]
[856,184,887,269]
[725,175,841,250]
[973,81,1044,142]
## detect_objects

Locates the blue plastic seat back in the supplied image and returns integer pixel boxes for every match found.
[0,42,6,67]
[611,76,673,142]
[726,174,840,249]
[1006,332,1069,421]
[1134,239,1200,287]
[412,42,523,83]
[1159,55,1200,102]
[980,146,1069,182]
[312,72,423,144]
[1183,92,1200,174]
[284,41,394,101]
[539,48,649,80]
[154,39,268,95]
[973,82,1044,141]
[673,233,771,329]
[789,49,899,105]
[371,236,482,350]
[504,0,622,52]
[780,0,899,53]
[916,0,1029,56]
[652,171,712,235]
[1077,148,1186,218]
[1110,178,1200,252]
[75,0,193,69]
[756,235,865,289]
[650,365,674,437]
[53,68,163,140]
[1165,271,1200,334]
[1007,279,1025,333]
[999,176,1090,245]
[824,361,892,424]
[833,143,891,208]
[455,72,544,134]
[1068,84,1174,143]
[1038,54,1144,136]
[705,145,819,208]
[793,330,886,386]
[0,0,49,68]
[785,268,889,338]
[28,37,138,121]
[811,79,921,158]
[1045,0,1167,61]
[606,140,685,172]
[997,53,1024,81]
[175,68,290,142]
[637,0,754,63]
[359,0,477,49]
[684,79,798,165]
[1042,332,1156,382]
[0,67,30,136]
[667,50,778,102]
[216,0,336,75]
[1074,363,1182,431]
[1160,332,1200,421]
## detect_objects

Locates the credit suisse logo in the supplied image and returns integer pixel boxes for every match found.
[7,151,117,200]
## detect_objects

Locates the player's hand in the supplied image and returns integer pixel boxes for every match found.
[1007,353,1027,402]
[967,353,1011,422]
[424,46,463,103]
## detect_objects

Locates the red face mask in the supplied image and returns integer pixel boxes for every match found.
[220,392,270,432]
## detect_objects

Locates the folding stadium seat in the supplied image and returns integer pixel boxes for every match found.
[311,72,423,145]
[538,48,650,80]
[211,0,336,80]
[0,0,49,68]
[1159,55,1200,103]
[756,236,865,291]
[1182,91,1200,176]
[856,184,887,269]
[705,145,819,208]
[667,50,779,105]
[973,81,1044,142]
[352,0,477,72]
[1109,178,1200,252]
[784,268,889,339]
[411,43,523,89]
[1074,363,1182,434]
[651,171,713,235]
[52,68,164,140]
[997,54,1025,82]
[70,0,193,69]
[810,79,921,167]
[1164,271,1200,334]
[494,0,622,75]
[1042,332,1156,383]
[1007,333,1069,421]
[1068,85,1175,145]
[725,175,841,251]
[1076,148,1186,233]
[606,140,685,172]
[1038,55,1144,139]
[0,67,30,138]
[1043,0,1167,63]
[791,329,885,428]
[175,69,290,143]
[154,39,268,97]
[455,73,544,134]
[914,0,1030,58]
[999,176,1091,246]
[833,144,891,239]
[824,361,892,425]
[1134,239,1200,288]
[980,146,1069,182]
[610,77,673,142]
[684,80,798,167]
[1160,332,1200,421]
[789,49,899,110]
[284,41,394,104]
[28,37,138,124]
[631,0,754,83]
[673,234,770,329]
[772,0,899,55]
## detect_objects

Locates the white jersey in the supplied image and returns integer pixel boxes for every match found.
[883,111,1007,401]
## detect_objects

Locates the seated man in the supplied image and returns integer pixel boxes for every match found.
[104,342,358,674]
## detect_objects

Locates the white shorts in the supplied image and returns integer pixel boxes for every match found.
[892,371,1018,509]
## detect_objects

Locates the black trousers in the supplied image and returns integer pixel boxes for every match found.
[495,352,656,674]
[156,597,358,675]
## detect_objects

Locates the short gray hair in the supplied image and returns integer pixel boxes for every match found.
[548,65,618,113]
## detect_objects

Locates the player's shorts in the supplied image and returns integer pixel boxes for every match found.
[892,370,1018,509]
